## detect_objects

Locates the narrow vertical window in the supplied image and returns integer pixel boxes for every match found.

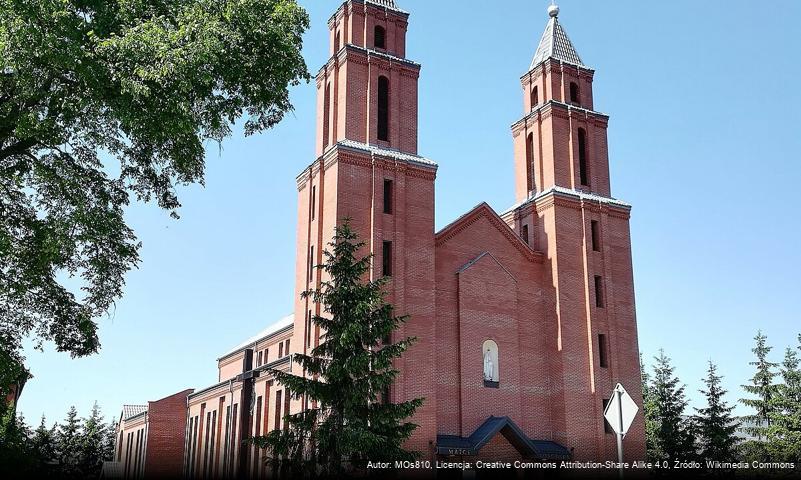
[382,241,392,277]
[278,342,283,358]
[307,310,313,347]
[308,246,314,283]
[591,220,600,251]
[570,81,580,105]
[223,406,231,475]
[323,83,331,149]
[203,412,211,475]
[209,410,217,474]
[531,86,539,109]
[377,76,389,141]
[285,339,290,354]
[521,225,529,245]
[264,349,268,363]
[598,333,608,368]
[274,391,283,431]
[283,389,291,430]
[310,185,316,221]
[603,399,614,434]
[254,397,262,442]
[257,351,263,367]
[374,25,386,49]
[526,133,535,193]
[578,128,588,186]
[229,406,237,478]
[383,179,393,214]
[335,31,341,51]
[594,275,605,308]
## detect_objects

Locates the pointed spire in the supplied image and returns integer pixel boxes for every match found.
[530,3,585,70]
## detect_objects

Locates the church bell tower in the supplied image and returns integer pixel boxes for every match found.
[508,4,647,461]
[293,0,438,455]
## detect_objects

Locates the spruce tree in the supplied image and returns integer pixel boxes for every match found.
[650,349,695,463]
[31,415,58,472]
[254,220,423,477]
[765,336,801,462]
[740,331,778,440]
[56,406,82,478]
[641,353,662,462]
[103,419,119,462]
[79,403,107,477]
[694,362,739,463]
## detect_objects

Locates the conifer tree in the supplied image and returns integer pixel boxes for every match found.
[649,349,695,463]
[765,336,801,462]
[103,419,119,462]
[694,362,739,462]
[641,353,661,462]
[254,220,423,477]
[79,403,107,477]
[56,406,82,478]
[740,331,778,440]
[31,415,58,471]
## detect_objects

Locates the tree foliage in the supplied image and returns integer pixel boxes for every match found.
[694,361,739,463]
[647,349,695,463]
[740,330,778,440]
[0,0,310,392]
[253,220,423,478]
[0,403,116,478]
[765,336,801,462]
[641,353,662,463]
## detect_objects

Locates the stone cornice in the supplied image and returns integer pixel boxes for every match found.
[520,57,595,83]
[504,187,631,220]
[511,100,609,135]
[297,142,437,190]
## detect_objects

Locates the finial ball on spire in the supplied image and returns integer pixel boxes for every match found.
[548,4,559,18]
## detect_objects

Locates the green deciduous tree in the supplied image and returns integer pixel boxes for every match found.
[0,0,310,393]
[740,331,778,440]
[253,220,423,478]
[648,349,695,463]
[765,336,801,463]
[694,361,739,463]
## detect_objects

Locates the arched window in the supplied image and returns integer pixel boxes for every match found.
[578,127,588,186]
[377,76,389,141]
[374,25,386,49]
[335,31,341,52]
[482,339,499,387]
[526,132,535,194]
[531,86,539,109]
[570,82,580,105]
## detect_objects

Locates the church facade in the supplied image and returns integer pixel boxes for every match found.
[116,1,647,477]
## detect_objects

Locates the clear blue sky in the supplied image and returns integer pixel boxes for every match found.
[18,0,801,425]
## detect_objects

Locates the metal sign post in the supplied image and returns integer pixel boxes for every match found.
[604,383,639,480]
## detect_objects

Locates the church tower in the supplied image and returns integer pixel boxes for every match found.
[507,4,646,460]
[293,0,438,454]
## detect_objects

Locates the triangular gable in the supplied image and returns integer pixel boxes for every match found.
[435,203,541,263]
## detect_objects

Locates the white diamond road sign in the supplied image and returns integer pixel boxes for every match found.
[603,383,638,437]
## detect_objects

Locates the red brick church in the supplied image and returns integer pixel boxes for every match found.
[112,1,646,477]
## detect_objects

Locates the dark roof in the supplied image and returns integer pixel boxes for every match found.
[436,416,571,460]
[530,17,585,70]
